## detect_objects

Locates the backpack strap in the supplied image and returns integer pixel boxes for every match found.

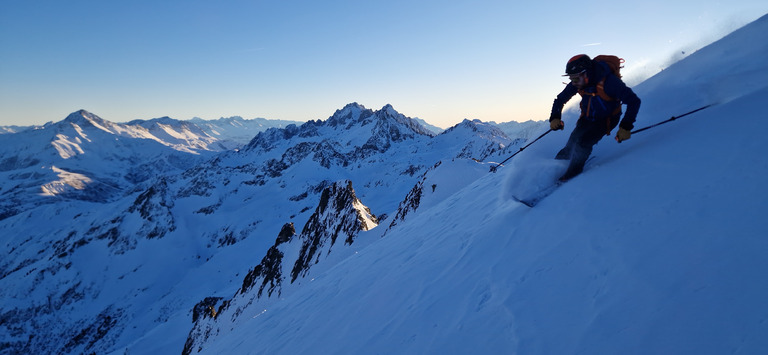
[595,79,616,102]
[578,77,622,135]
[578,78,617,102]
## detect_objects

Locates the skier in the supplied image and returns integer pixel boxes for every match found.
[549,54,641,181]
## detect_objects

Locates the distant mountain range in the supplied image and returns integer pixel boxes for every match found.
[0,101,546,354]
[0,108,540,142]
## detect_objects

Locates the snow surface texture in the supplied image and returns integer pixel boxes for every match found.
[1,13,767,355]
[197,14,768,354]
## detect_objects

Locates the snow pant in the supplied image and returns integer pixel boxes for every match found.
[555,116,619,180]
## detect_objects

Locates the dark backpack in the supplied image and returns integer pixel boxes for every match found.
[593,55,624,79]
[579,55,624,103]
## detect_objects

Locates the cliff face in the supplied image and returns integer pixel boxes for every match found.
[183,180,378,355]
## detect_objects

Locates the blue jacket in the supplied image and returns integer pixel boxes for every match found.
[550,61,641,130]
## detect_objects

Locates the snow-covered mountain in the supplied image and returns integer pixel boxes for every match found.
[0,98,526,354]
[0,110,217,221]
[411,116,445,134]
[185,115,302,149]
[0,112,305,222]
[493,119,552,141]
[0,125,34,134]
[2,13,767,355]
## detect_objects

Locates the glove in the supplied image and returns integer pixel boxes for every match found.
[615,128,631,142]
[550,118,564,131]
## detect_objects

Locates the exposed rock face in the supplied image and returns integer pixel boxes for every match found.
[240,223,296,299]
[183,181,378,354]
[386,161,443,232]
[291,180,378,282]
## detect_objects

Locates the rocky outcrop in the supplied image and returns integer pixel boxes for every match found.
[386,161,442,232]
[291,180,378,281]
[239,223,296,298]
[244,103,433,157]
[183,181,378,354]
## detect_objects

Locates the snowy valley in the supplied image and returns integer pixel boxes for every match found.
[3,13,768,355]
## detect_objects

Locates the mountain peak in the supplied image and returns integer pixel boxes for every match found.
[444,118,510,139]
[61,109,113,131]
[64,109,98,123]
[372,104,435,138]
[342,102,366,111]
[245,103,434,154]
[327,102,374,127]
[378,104,400,119]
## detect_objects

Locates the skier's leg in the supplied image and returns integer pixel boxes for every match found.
[555,146,571,160]
[559,122,606,181]
[555,120,586,160]
[560,143,592,180]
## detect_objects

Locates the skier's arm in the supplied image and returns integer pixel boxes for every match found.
[550,84,578,121]
[605,76,641,130]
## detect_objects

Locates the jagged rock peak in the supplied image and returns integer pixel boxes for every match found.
[244,103,434,152]
[326,102,374,127]
[276,222,296,245]
[373,104,435,138]
[334,102,369,116]
[381,103,397,115]
[314,180,378,231]
[291,180,378,281]
[328,102,433,137]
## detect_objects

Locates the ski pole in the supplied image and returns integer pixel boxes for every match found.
[490,129,553,173]
[630,104,713,135]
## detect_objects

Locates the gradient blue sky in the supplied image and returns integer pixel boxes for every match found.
[1,1,765,128]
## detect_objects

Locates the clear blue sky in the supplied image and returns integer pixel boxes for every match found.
[1,0,765,128]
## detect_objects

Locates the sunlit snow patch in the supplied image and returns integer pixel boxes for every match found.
[51,133,86,159]
[353,199,379,230]
[40,166,93,196]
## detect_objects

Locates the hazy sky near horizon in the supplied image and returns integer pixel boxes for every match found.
[1,1,765,128]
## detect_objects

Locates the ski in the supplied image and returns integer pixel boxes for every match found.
[511,181,563,207]
[509,156,597,207]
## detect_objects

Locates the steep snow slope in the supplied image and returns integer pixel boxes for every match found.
[199,14,768,354]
